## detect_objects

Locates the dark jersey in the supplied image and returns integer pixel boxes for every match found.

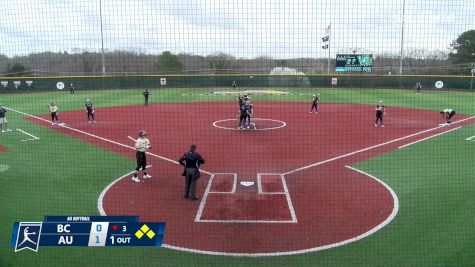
[143,90,150,97]
[376,104,385,116]
[240,103,247,115]
[85,102,94,111]
[0,107,6,118]
[179,151,205,169]
[238,97,245,106]
[312,96,319,104]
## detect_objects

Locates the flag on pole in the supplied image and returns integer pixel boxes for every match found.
[321,23,331,49]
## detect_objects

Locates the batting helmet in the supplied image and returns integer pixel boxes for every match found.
[139,130,147,137]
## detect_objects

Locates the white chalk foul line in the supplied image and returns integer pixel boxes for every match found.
[16,128,40,141]
[5,106,212,176]
[398,126,462,149]
[283,116,475,176]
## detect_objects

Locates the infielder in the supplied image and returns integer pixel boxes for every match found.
[375,101,386,127]
[309,94,320,114]
[440,108,456,125]
[85,99,96,123]
[0,104,12,133]
[132,130,152,183]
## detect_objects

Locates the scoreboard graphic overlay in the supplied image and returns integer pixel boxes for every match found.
[11,216,166,252]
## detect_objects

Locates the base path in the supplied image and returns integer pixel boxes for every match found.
[26,101,474,256]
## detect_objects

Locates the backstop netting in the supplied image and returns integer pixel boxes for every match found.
[1,1,475,266]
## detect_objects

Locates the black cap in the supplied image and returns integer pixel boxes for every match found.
[190,144,197,149]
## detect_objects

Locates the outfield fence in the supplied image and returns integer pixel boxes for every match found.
[0,74,474,92]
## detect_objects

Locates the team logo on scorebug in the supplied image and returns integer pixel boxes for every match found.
[14,222,42,252]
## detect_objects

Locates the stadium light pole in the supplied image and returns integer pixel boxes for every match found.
[471,68,474,90]
[327,25,331,75]
[99,0,106,75]
[398,0,406,75]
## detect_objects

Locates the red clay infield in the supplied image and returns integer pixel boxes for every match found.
[0,145,6,153]
[28,101,473,255]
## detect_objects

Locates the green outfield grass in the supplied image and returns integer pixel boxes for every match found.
[1,88,475,266]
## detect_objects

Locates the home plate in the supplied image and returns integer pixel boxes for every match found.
[240,181,255,187]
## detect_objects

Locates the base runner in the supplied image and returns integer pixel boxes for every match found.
[47,102,59,125]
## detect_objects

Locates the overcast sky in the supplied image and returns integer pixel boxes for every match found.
[1,0,474,58]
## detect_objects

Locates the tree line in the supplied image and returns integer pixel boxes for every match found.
[1,30,473,77]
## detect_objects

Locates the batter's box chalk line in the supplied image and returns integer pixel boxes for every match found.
[207,173,237,194]
[195,173,297,224]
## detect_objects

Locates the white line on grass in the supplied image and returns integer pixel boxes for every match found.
[16,128,40,141]
[466,136,475,141]
[283,116,475,176]
[5,106,212,175]
[398,126,462,149]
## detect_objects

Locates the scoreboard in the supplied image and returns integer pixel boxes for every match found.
[335,54,373,72]
[11,216,166,252]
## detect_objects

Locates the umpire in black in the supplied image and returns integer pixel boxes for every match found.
[143,88,150,105]
[178,144,205,200]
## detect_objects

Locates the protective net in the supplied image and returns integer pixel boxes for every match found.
[1,1,474,266]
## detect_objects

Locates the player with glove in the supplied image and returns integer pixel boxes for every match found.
[131,130,152,183]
